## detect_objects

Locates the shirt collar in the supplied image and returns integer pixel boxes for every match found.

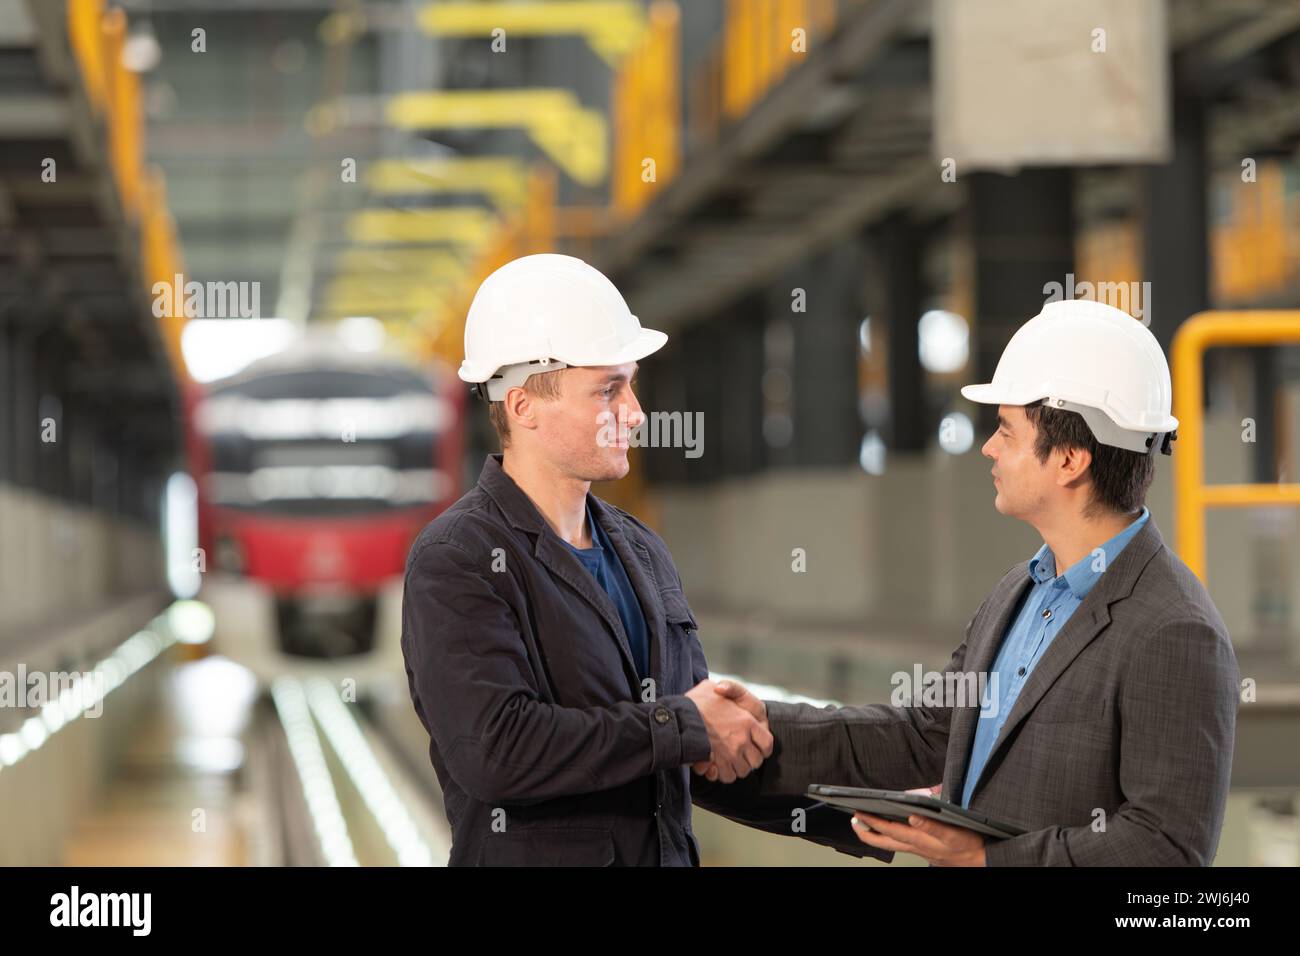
[1026,506,1150,599]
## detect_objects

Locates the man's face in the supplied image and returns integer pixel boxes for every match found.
[532,362,644,482]
[980,405,1054,520]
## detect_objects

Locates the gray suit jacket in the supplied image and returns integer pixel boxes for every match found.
[755,516,1240,865]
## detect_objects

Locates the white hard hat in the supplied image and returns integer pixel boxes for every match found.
[458,253,667,401]
[960,298,1179,455]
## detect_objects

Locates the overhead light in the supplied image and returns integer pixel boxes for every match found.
[918,310,970,374]
[121,24,162,73]
[164,473,201,600]
[180,319,299,383]
[859,430,887,475]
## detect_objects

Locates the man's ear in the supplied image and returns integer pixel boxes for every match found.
[1056,443,1092,488]
[504,385,539,434]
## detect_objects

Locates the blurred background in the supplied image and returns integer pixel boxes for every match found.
[0,0,1297,866]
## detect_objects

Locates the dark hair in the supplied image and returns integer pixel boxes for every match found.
[1022,403,1153,517]
[487,367,566,449]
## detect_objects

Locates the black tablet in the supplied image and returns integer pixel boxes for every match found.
[805,784,1027,840]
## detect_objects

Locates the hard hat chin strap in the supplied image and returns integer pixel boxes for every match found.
[480,358,570,403]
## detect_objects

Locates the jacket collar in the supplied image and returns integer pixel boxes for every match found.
[475,453,665,691]
[477,453,549,535]
[945,514,1167,806]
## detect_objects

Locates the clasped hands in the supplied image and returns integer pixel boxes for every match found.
[684,678,770,783]
[682,681,986,865]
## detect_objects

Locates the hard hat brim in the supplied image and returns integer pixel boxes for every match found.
[959,382,1045,406]
[595,326,668,367]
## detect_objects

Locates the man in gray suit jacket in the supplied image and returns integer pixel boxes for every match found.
[695,299,1240,866]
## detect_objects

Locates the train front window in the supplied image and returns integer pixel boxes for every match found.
[197,370,452,516]
[205,440,446,515]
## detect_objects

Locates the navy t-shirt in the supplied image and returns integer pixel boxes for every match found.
[560,505,651,683]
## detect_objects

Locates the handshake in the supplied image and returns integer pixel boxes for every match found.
[684,678,772,783]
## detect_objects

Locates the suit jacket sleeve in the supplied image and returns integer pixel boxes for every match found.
[984,617,1239,866]
[679,610,894,863]
[745,614,979,799]
[400,539,712,806]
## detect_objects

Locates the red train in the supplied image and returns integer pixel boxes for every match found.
[184,332,464,691]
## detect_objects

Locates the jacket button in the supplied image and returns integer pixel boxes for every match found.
[654,707,670,724]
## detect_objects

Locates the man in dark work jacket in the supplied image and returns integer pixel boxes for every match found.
[400,253,888,865]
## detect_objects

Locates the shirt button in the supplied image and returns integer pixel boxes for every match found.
[1017,667,1026,676]
[654,707,670,725]
[1041,608,1052,620]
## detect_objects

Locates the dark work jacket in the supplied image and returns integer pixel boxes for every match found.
[400,454,888,865]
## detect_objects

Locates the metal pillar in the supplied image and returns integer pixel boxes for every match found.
[787,244,865,467]
[969,168,1076,432]
[717,299,765,477]
[1141,93,1209,357]
[870,213,927,453]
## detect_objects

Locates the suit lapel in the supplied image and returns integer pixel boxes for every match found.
[950,518,1166,805]
[978,601,1110,778]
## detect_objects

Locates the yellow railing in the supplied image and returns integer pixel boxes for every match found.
[613,0,838,220]
[612,1,680,218]
[140,170,187,374]
[66,0,186,378]
[100,7,143,217]
[722,0,835,121]
[1171,310,1300,582]
[66,0,108,110]
[69,1,143,220]
[415,2,648,65]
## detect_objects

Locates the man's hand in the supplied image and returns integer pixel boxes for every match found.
[688,680,769,783]
[684,679,772,783]
[849,812,987,866]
